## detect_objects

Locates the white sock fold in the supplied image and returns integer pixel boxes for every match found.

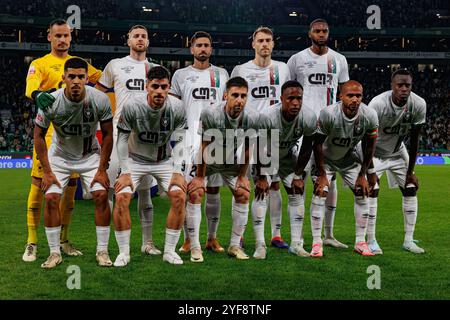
[205,193,221,239]
[251,198,268,246]
[288,194,305,244]
[138,189,153,245]
[354,196,369,243]
[324,179,337,238]
[367,197,378,242]
[186,202,202,249]
[230,198,249,247]
[114,229,131,255]
[268,189,282,238]
[45,226,61,254]
[403,196,418,243]
[96,226,110,252]
[164,228,181,253]
[310,195,325,244]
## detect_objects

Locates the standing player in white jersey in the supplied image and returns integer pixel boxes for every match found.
[231,26,291,249]
[113,66,188,266]
[187,77,260,261]
[169,31,229,261]
[252,81,317,259]
[312,81,378,257]
[367,69,426,254]
[34,58,114,268]
[287,19,350,249]
[95,25,161,256]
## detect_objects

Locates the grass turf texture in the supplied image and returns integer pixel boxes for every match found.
[0,166,448,300]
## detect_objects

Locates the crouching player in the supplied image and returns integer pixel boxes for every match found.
[34,57,113,269]
[113,66,187,266]
[186,76,259,261]
[252,80,317,259]
[311,81,378,257]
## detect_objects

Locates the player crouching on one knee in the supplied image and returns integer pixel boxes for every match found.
[112,66,188,266]
[34,57,114,269]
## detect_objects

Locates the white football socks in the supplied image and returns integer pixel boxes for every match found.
[230,198,249,247]
[268,189,282,238]
[164,228,181,253]
[96,226,110,252]
[205,192,221,239]
[288,194,305,244]
[138,189,153,245]
[367,197,378,242]
[324,179,337,238]
[354,196,369,243]
[45,226,61,254]
[403,196,418,243]
[114,229,130,255]
[251,198,268,246]
[310,195,325,244]
[186,202,202,249]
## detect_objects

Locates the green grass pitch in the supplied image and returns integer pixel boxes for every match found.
[0,166,448,300]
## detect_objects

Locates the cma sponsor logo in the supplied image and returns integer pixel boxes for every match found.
[331,137,359,148]
[61,124,91,136]
[138,131,168,143]
[308,73,333,85]
[192,87,217,100]
[251,86,276,99]
[383,123,410,135]
[126,79,145,91]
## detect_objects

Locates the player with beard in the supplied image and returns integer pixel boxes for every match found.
[170,31,229,263]
[95,25,161,256]
[287,19,349,249]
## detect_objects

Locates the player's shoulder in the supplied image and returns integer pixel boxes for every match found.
[300,104,318,121]
[289,49,309,61]
[409,91,426,107]
[172,65,191,79]
[369,90,391,107]
[360,102,378,120]
[167,94,184,111]
[86,85,109,100]
[104,57,124,68]
[328,48,347,60]
[272,59,288,68]
[210,64,229,76]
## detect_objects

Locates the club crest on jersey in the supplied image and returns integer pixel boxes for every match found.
[28,66,36,75]
[161,117,170,128]
[294,127,302,136]
[353,123,363,136]
[83,104,95,122]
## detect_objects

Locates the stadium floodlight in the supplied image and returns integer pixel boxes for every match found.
[289,12,298,17]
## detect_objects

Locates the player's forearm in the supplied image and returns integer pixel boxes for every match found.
[34,128,51,173]
[99,122,113,171]
[25,78,41,100]
[313,135,326,176]
[238,146,250,178]
[196,140,210,178]
[117,130,131,174]
[295,136,313,176]
[360,136,377,176]
[407,126,421,174]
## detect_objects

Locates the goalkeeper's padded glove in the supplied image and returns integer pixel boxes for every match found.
[32,89,56,111]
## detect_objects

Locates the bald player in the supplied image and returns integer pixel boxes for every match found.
[288,19,349,249]
[311,81,378,257]
[23,19,102,262]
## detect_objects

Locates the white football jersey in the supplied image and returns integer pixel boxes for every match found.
[316,102,378,166]
[35,86,112,160]
[369,90,426,159]
[98,55,158,123]
[117,94,186,164]
[231,60,291,112]
[170,65,229,151]
[287,48,349,117]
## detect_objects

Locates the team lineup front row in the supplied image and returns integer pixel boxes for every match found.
[31,57,426,268]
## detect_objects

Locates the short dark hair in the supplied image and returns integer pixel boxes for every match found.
[391,68,412,81]
[309,18,329,30]
[226,76,248,91]
[48,19,69,32]
[147,66,171,81]
[281,80,303,94]
[190,31,212,46]
[252,26,273,40]
[128,25,148,37]
[64,57,88,72]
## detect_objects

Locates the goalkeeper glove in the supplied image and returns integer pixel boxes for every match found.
[32,89,56,111]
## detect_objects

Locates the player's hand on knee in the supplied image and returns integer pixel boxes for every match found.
[41,171,61,193]
[234,176,250,202]
[187,176,205,198]
[170,173,187,194]
[255,176,269,201]
[367,172,379,193]
[91,169,110,190]
[355,174,369,198]
[32,89,56,111]
[314,174,329,197]
[114,173,133,193]
[405,172,419,190]
[291,177,304,195]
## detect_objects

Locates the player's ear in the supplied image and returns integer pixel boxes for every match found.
[251,40,256,50]
[224,90,228,100]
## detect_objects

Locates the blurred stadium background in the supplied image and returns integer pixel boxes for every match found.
[0,0,449,300]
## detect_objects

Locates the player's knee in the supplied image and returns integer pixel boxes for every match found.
[189,189,204,204]
[206,187,219,194]
[313,186,328,198]
[369,188,379,198]
[234,189,250,204]
[169,190,186,209]
[45,193,60,211]
[401,187,417,197]
[115,193,131,212]
[92,190,108,205]
[353,188,364,197]
[269,181,280,191]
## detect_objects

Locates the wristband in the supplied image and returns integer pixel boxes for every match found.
[293,174,303,180]
[368,168,376,174]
